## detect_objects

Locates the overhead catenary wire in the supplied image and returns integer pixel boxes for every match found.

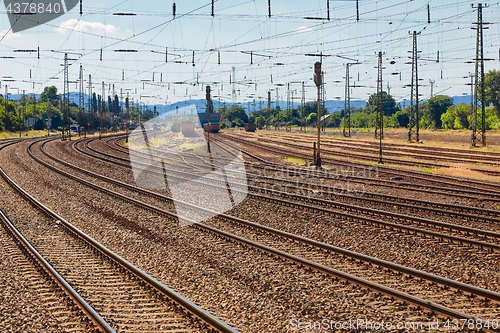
[1,1,498,105]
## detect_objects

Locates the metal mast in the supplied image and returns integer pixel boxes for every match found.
[343,63,351,137]
[408,31,420,143]
[206,85,212,153]
[99,81,105,139]
[79,65,84,135]
[88,74,92,134]
[231,66,236,103]
[63,53,70,140]
[301,81,306,133]
[471,3,489,147]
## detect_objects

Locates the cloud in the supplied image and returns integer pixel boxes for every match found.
[0,29,21,39]
[56,19,119,34]
[296,26,313,32]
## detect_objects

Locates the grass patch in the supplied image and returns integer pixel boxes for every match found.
[149,137,169,146]
[435,167,500,183]
[359,160,380,166]
[284,156,306,166]
[0,130,49,139]
[420,167,436,173]
[179,142,203,153]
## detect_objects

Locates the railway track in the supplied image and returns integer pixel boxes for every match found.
[260,132,500,166]
[294,132,500,159]
[0,209,106,333]
[73,137,500,249]
[105,134,500,205]
[22,137,500,330]
[0,151,240,333]
[219,133,500,196]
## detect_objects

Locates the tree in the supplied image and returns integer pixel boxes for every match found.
[441,103,470,130]
[92,93,98,113]
[114,95,121,115]
[483,69,500,115]
[306,112,317,125]
[40,86,61,107]
[107,96,113,113]
[351,112,377,128]
[468,106,499,130]
[422,95,453,129]
[221,105,248,126]
[326,112,341,127]
[392,109,409,128]
[365,91,397,116]
[255,116,266,129]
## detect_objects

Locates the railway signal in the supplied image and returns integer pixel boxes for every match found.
[375,52,384,164]
[125,97,130,143]
[314,61,322,170]
[206,85,211,153]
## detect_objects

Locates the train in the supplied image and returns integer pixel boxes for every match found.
[181,121,196,137]
[245,123,256,132]
[203,123,220,133]
[171,122,181,133]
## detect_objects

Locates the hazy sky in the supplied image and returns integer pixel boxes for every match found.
[1,0,499,108]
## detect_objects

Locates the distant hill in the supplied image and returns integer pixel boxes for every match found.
[4,93,475,114]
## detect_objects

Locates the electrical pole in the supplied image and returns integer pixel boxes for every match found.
[79,65,85,137]
[120,88,124,132]
[287,83,290,110]
[301,81,306,133]
[125,96,130,143]
[47,101,51,136]
[466,73,474,114]
[99,81,105,139]
[276,87,279,110]
[206,85,212,153]
[375,52,384,164]
[63,53,69,140]
[314,61,322,170]
[343,63,354,137]
[375,52,384,140]
[112,84,117,133]
[20,90,25,138]
[88,74,92,135]
[408,31,420,143]
[429,79,435,98]
[471,3,489,147]
[232,66,236,103]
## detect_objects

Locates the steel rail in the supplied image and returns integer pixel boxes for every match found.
[75,137,500,243]
[100,135,500,215]
[32,140,500,303]
[270,133,500,165]
[0,165,240,333]
[291,133,500,160]
[24,141,500,331]
[0,210,116,333]
[211,138,500,219]
[222,134,500,196]
[229,132,500,176]
[113,133,500,201]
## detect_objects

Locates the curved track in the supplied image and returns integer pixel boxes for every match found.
[219,133,500,195]
[24,136,500,330]
[75,137,500,252]
[0,141,240,333]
